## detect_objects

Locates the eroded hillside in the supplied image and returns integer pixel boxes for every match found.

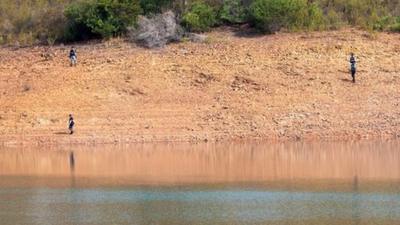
[1,29,400,144]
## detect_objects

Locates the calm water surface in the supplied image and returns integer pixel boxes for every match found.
[0,141,399,225]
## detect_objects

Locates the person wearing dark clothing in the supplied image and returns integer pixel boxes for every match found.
[69,47,77,66]
[350,53,356,83]
[69,114,75,134]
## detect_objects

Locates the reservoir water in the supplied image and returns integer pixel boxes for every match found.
[0,141,399,225]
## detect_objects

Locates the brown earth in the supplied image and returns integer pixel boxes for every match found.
[1,28,400,145]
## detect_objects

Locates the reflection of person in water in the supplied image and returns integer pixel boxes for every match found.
[69,151,75,171]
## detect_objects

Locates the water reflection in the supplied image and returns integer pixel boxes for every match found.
[69,151,75,172]
[0,140,399,188]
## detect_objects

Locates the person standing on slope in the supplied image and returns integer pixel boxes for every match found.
[349,53,356,83]
[68,114,75,135]
[69,47,77,67]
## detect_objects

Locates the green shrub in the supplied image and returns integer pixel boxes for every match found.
[390,17,400,32]
[304,2,325,31]
[325,8,343,30]
[390,23,400,32]
[182,1,217,32]
[182,13,202,31]
[65,0,141,40]
[249,0,309,33]
[64,2,96,41]
[1,0,400,45]
[372,16,393,31]
[140,0,173,14]
[318,0,393,30]
[219,0,247,24]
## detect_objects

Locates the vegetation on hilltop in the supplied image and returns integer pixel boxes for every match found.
[64,0,141,40]
[0,0,399,45]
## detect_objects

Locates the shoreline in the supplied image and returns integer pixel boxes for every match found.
[1,132,398,147]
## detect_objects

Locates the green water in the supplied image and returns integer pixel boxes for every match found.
[0,186,399,225]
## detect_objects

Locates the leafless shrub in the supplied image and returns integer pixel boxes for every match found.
[128,11,184,48]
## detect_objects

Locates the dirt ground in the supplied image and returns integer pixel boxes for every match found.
[1,28,400,145]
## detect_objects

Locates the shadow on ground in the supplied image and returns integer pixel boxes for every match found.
[54,131,70,135]
[340,78,354,83]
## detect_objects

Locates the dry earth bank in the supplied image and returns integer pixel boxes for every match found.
[1,29,400,145]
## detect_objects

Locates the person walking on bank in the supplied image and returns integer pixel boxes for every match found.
[349,53,357,83]
[69,47,77,67]
[68,114,75,135]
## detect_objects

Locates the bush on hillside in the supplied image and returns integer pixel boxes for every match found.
[140,0,173,14]
[1,0,400,45]
[389,17,400,32]
[303,3,325,31]
[372,16,394,31]
[129,11,183,48]
[64,0,142,40]
[390,23,400,32]
[249,0,310,33]
[219,0,247,24]
[64,3,93,41]
[318,0,393,30]
[182,1,217,32]
[0,0,68,45]
[324,9,343,30]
